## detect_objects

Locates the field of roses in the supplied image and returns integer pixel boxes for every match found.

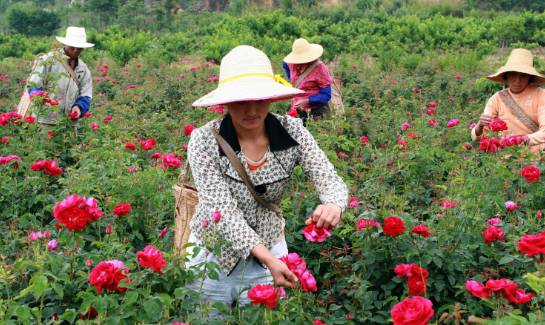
[2,9,545,325]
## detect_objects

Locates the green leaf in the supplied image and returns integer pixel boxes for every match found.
[498,255,515,265]
[125,291,138,305]
[15,305,32,321]
[31,273,48,299]
[62,309,77,323]
[143,298,163,322]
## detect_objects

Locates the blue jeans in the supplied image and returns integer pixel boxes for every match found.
[186,233,288,307]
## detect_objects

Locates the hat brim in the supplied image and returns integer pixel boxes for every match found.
[56,36,94,48]
[283,44,324,64]
[192,77,304,107]
[487,65,545,84]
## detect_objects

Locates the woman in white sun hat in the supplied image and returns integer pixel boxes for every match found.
[187,45,347,308]
[472,48,545,153]
[27,26,94,125]
[283,38,333,121]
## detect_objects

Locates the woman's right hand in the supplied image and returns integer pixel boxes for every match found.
[266,257,298,288]
[477,114,494,127]
[475,114,494,136]
[252,244,298,288]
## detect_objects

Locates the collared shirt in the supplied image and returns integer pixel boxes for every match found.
[187,113,348,274]
[28,50,93,124]
[471,85,545,153]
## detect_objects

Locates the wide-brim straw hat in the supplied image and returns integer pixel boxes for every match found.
[487,48,545,84]
[56,26,94,48]
[283,38,324,64]
[192,45,303,107]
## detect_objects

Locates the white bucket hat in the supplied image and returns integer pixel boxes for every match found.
[192,45,303,107]
[283,38,324,64]
[56,26,94,49]
[487,48,545,84]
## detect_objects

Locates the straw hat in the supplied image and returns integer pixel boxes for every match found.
[56,26,94,48]
[487,48,545,83]
[283,38,324,64]
[192,45,303,107]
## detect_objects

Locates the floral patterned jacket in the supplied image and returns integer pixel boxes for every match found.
[187,113,348,274]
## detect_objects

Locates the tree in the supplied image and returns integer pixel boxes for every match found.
[7,3,60,36]
[86,0,120,29]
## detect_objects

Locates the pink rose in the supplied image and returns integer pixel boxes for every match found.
[303,223,331,243]
[504,201,518,212]
[447,119,459,128]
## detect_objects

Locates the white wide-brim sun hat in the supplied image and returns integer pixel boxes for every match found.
[193,45,303,107]
[56,26,94,48]
[487,48,545,84]
[283,38,324,64]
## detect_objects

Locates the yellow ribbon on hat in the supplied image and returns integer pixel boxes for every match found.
[274,74,292,87]
[218,72,293,87]
[219,73,274,85]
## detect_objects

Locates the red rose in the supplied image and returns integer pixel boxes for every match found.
[502,287,535,305]
[479,137,502,153]
[287,108,299,117]
[391,296,434,325]
[383,216,406,237]
[280,252,307,274]
[407,275,427,295]
[299,269,318,292]
[356,218,379,231]
[348,196,360,208]
[159,226,169,238]
[425,108,436,115]
[247,284,284,309]
[113,202,132,217]
[303,223,331,243]
[162,153,182,168]
[139,138,156,151]
[52,194,103,231]
[485,278,515,292]
[30,160,63,176]
[24,115,35,124]
[520,165,540,183]
[482,226,505,245]
[411,225,430,237]
[314,321,326,325]
[183,124,195,136]
[360,135,369,144]
[68,111,79,120]
[136,245,167,273]
[124,142,137,151]
[440,199,456,209]
[465,280,491,299]
[516,231,545,257]
[89,260,130,294]
[103,115,113,123]
[489,119,508,132]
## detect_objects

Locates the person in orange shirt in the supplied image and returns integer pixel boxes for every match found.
[472,48,545,153]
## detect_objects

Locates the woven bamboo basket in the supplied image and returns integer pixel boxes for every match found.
[172,163,198,256]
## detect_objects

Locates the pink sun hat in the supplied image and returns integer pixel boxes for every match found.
[192,45,303,107]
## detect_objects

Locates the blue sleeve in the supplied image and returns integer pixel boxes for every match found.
[73,96,91,116]
[308,85,332,106]
[282,62,290,81]
[28,87,43,94]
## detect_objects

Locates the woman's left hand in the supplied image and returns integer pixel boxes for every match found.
[305,203,342,229]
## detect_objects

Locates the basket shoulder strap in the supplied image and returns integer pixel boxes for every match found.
[177,160,192,185]
[209,128,281,216]
[498,89,539,132]
[52,51,81,90]
[294,60,320,88]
